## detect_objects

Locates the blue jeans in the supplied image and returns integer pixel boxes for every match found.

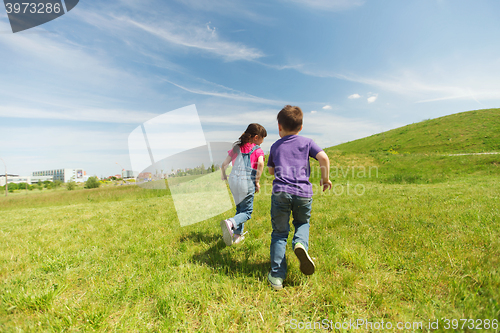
[270,192,312,279]
[229,169,256,235]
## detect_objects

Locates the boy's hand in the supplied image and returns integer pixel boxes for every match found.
[320,179,332,192]
[316,151,331,192]
[255,182,261,193]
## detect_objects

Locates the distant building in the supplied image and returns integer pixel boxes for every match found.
[0,175,53,186]
[124,170,134,179]
[32,168,87,183]
[0,174,18,187]
[137,172,152,181]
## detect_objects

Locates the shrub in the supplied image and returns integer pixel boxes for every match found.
[85,176,101,189]
[66,181,76,191]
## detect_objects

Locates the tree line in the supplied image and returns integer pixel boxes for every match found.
[1,177,101,192]
[169,163,221,178]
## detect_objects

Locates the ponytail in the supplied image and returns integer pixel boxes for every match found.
[233,123,267,153]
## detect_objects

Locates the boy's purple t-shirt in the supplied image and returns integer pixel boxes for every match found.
[267,135,323,197]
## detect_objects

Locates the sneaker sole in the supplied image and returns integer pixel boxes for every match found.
[294,246,315,275]
[220,220,233,246]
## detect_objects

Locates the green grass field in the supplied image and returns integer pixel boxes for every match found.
[1,109,499,332]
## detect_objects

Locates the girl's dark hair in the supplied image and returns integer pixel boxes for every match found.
[233,123,267,152]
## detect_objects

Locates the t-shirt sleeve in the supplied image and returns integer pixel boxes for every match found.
[227,148,237,159]
[255,148,265,162]
[227,148,239,166]
[309,140,323,160]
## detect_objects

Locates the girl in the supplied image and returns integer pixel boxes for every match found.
[220,123,267,246]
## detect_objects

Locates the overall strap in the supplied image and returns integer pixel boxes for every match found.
[248,144,260,155]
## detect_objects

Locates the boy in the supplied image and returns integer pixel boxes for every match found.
[267,105,332,290]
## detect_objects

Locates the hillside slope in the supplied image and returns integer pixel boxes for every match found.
[318,108,500,184]
[334,108,500,154]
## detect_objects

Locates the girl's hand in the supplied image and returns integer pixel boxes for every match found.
[221,173,227,181]
[255,182,260,193]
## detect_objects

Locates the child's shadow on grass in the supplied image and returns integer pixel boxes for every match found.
[184,231,270,277]
[179,231,220,244]
[183,231,307,288]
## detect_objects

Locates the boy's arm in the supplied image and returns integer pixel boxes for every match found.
[255,156,265,193]
[221,155,232,180]
[267,150,275,176]
[316,151,332,191]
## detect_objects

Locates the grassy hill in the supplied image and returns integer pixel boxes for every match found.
[335,108,500,154]
[317,108,500,185]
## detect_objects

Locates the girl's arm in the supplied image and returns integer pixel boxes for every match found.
[255,156,265,192]
[221,155,232,180]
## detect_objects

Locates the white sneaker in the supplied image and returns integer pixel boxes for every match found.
[220,219,234,246]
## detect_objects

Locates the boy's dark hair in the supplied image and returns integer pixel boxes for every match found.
[233,123,267,152]
[277,105,303,132]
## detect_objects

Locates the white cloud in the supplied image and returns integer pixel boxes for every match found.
[113,15,264,62]
[0,106,158,124]
[161,78,286,105]
[0,22,169,115]
[256,61,306,71]
[322,105,332,109]
[169,0,271,24]
[282,0,364,11]
[72,6,265,62]
[367,94,378,103]
[0,28,130,86]
[311,110,317,114]
[200,109,278,127]
[348,93,361,99]
[293,64,500,105]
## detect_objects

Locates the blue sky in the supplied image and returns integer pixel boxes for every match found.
[1,0,499,177]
